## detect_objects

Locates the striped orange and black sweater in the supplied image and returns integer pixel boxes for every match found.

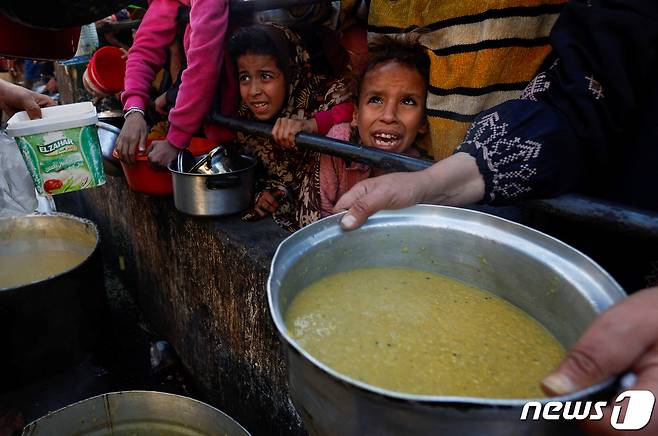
[368,0,566,160]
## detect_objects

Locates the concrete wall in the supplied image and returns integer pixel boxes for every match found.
[56,176,304,436]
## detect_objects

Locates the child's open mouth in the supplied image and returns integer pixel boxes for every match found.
[251,102,269,114]
[371,132,403,150]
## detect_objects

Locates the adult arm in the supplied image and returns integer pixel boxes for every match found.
[335,0,658,229]
[0,80,54,119]
[458,0,658,205]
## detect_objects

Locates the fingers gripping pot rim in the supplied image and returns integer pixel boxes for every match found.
[6,102,106,195]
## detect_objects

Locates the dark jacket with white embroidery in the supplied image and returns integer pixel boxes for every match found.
[457,0,658,211]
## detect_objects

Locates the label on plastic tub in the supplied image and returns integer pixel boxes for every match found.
[15,125,106,195]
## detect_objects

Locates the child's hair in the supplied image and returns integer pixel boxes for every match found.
[356,34,430,100]
[228,24,291,81]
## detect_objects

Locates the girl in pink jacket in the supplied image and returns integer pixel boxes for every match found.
[115,0,236,166]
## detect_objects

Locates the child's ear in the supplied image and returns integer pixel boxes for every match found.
[350,107,359,128]
[419,118,429,135]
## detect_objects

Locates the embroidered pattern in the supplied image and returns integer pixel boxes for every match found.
[520,72,551,101]
[458,112,542,202]
[586,74,604,100]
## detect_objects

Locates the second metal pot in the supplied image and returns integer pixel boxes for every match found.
[268,205,627,436]
[22,391,250,436]
[169,154,257,216]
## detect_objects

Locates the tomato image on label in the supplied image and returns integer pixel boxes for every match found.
[44,179,63,193]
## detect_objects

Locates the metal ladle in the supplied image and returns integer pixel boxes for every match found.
[188,145,238,175]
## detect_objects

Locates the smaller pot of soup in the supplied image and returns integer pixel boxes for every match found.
[268,205,626,436]
[0,213,108,389]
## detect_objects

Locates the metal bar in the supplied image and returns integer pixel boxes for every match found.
[211,114,658,238]
[96,19,142,33]
[524,195,658,239]
[209,113,433,173]
[229,0,332,12]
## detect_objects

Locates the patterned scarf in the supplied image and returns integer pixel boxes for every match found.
[236,24,348,232]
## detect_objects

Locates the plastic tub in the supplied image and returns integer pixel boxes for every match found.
[86,46,126,95]
[111,137,216,195]
[113,140,173,195]
[6,102,105,196]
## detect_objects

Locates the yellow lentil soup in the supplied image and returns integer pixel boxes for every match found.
[285,267,564,398]
[0,250,87,289]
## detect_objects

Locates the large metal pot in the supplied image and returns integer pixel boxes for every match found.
[22,391,251,435]
[168,154,256,216]
[0,213,108,389]
[268,205,626,435]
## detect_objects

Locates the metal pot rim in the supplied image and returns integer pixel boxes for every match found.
[267,204,626,406]
[168,154,257,176]
[23,390,251,435]
[0,212,99,292]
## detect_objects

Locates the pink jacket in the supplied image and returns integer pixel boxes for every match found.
[319,122,370,217]
[121,0,233,148]
[315,102,353,135]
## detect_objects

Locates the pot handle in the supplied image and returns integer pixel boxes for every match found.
[206,175,241,190]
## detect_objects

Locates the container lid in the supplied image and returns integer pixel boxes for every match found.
[6,102,98,137]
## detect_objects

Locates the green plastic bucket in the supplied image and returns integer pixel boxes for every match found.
[6,102,105,195]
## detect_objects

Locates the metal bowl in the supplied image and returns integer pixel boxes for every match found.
[22,391,250,435]
[268,205,626,436]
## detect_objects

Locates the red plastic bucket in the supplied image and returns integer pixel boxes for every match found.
[111,138,216,195]
[87,46,126,95]
[113,140,173,196]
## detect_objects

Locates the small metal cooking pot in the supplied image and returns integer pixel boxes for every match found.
[168,154,256,216]
[268,205,627,436]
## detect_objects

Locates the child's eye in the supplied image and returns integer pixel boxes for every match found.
[402,97,416,105]
[238,73,250,83]
[367,96,383,104]
[261,72,273,80]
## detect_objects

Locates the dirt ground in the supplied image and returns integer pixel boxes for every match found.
[0,266,203,434]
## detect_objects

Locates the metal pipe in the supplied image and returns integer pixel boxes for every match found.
[210,114,658,238]
[229,0,332,12]
[525,195,658,239]
[209,113,433,173]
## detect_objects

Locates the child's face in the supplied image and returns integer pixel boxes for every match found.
[353,61,427,154]
[237,53,286,121]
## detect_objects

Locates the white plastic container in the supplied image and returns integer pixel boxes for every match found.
[6,102,105,195]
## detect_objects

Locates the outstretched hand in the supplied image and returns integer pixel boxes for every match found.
[542,287,658,435]
[333,171,431,229]
[0,80,55,119]
[334,153,485,230]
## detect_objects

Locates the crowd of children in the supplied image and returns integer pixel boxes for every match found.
[114,5,431,232]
